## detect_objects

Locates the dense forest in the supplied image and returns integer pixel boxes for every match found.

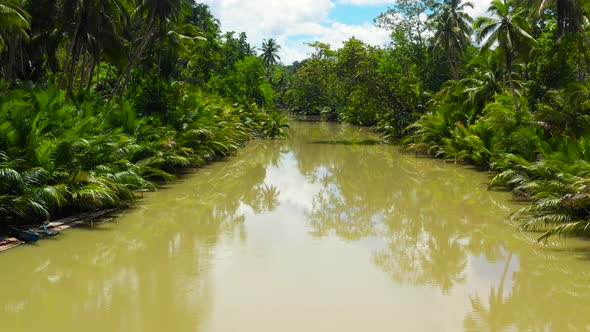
[0,0,288,228]
[284,0,590,240]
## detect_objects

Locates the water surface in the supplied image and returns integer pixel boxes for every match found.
[1,121,590,331]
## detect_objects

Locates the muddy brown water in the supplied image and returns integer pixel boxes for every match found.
[1,121,589,332]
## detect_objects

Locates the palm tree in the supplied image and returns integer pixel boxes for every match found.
[244,43,257,56]
[0,0,29,50]
[515,0,590,47]
[475,0,536,112]
[0,0,30,79]
[186,2,219,36]
[110,0,190,98]
[464,252,515,331]
[260,38,281,79]
[58,0,129,96]
[460,52,504,120]
[430,0,474,80]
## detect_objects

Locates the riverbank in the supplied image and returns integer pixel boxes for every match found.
[0,86,288,238]
[0,209,118,253]
[2,120,589,331]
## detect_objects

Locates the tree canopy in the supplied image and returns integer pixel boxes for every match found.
[284,0,590,240]
[0,0,288,227]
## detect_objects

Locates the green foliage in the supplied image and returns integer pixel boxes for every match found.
[286,39,418,136]
[429,0,474,79]
[4,0,590,244]
[382,0,590,240]
[281,0,590,242]
[209,56,275,108]
[260,38,281,69]
[0,0,30,53]
[260,110,290,138]
[527,21,577,95]
[130,74,177,119]
[285,42,337,117]
[282,0,590,241]
[0,0,287,232]
[0,83,281,226]
[489,136,590,241]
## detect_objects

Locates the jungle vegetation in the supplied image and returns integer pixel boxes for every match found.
[0,0,288,227]
[284,0,590,241]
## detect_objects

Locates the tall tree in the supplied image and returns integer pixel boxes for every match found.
[375,0,437,46]
[23,0,61,81]
[58,0,129,97]
[515,0,590,47]
[459,52,504,120]
[110,0,190,98]
[244,42,257,56]
[475,0,535,111]
[429,0,474,80]
[260,38,281,78]
[0,0,30,79]
[184,3,221,83]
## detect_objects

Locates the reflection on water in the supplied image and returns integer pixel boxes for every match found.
[1,121,590,332]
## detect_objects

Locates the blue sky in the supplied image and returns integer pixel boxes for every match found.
[328,4,387,25]
[202,0,490,64]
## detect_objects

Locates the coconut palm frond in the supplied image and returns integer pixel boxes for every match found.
[538,221,590,242]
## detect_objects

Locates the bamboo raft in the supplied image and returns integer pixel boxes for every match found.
[0,209,118,253]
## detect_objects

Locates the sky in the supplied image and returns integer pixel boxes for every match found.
[202,0,492,65]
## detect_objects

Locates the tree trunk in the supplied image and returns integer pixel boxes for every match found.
[78,53,89,91]
[6,36,17,80]
[445,39,459,81]
[66,42,83,98]
[122,29,155,90]
[448,52,458,81]
[60,16,83,90]
[497,251,513,302]
[158,29,164,77]
[115,29,154,98]
[86,48,102,92]
[96,60,101,91]
[109,14,155,102]
[86,54,97,92]
[104,64,112,89]
[20,44,26,78]
[506,53,519,112]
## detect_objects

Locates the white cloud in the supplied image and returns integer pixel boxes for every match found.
[336,0,396,4]
[280,22,390,64]
[203,0,334,45]
[280,44,311,65]
[202,0,492,65]
[202,0,390,64]
[466,0,491,20]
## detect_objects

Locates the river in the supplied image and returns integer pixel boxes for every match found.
[1,121,589,331]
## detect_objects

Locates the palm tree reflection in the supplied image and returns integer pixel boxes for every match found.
[290,121,590,331]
